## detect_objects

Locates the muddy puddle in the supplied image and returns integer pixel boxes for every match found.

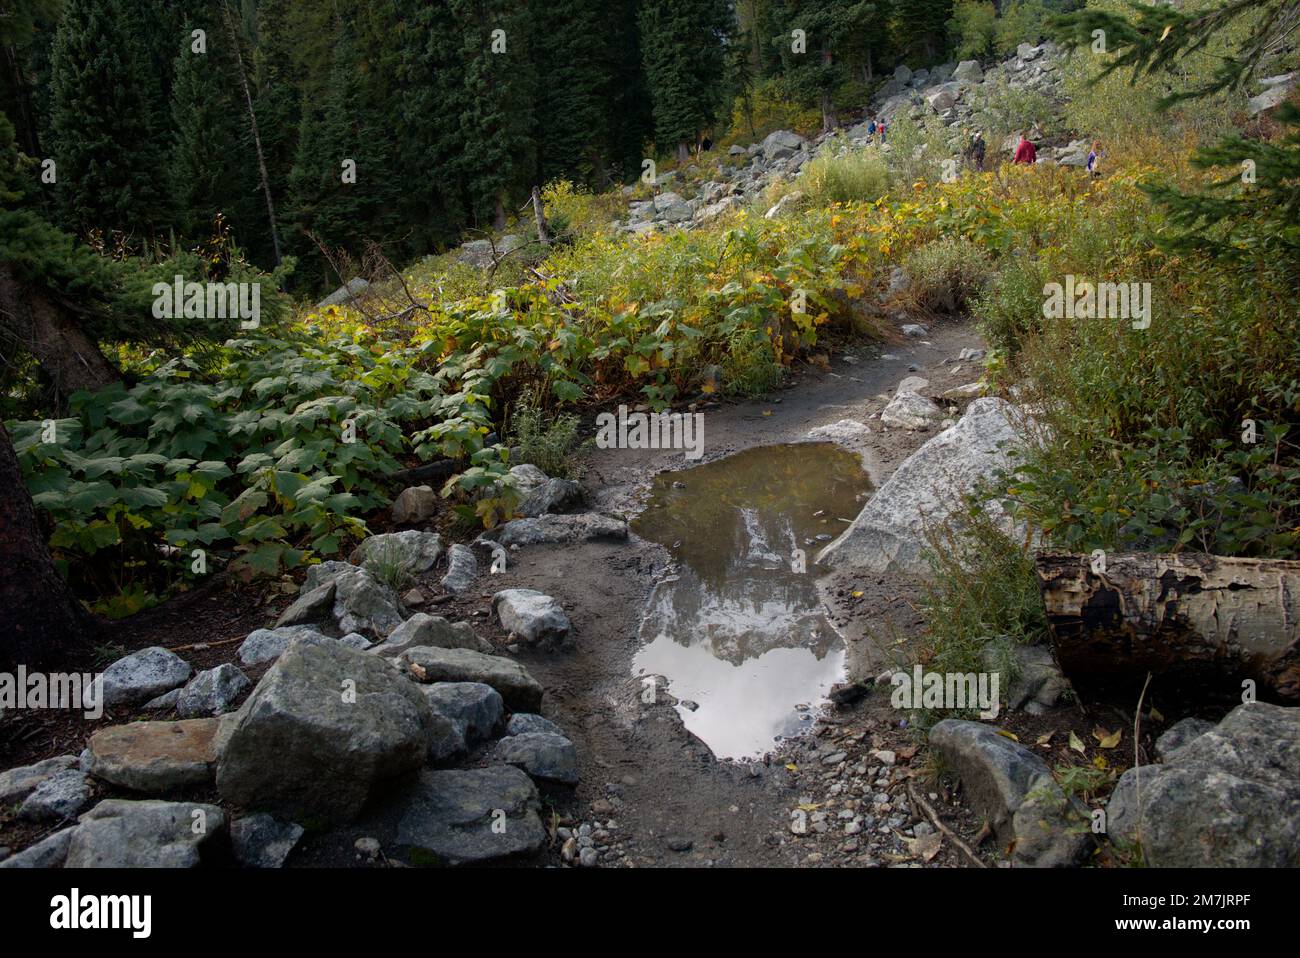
[630,443,873,760]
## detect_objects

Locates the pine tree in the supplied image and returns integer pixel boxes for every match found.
[893,0,952,65]
[601,0,655,183]
[772,0,877,132]
[530,0,611,185]
[394,0,471,254]
[47,0,174,239]
[169,16,245,244]
[639,0,732,162]
[450,0,539,229]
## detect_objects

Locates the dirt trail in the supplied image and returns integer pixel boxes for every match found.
[496,322,987,866]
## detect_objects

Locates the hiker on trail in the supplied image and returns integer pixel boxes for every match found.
[966,130,985,171]
[1012,132,1036,165]
[1086,140,1101,177]
[867,118,877,139]
[878,118,887,144]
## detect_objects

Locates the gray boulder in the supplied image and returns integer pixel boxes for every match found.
[0,827,74,869]
[928,719,1087,867]
[65,799,226,868]
[492,589,572,646]
[1248,75,1294,116]
[953,59,984,83]
[440,543,478,594]
[880,391,944,430]
[349,530,443,574]
[490,731,579,785]
[275,581,336,629]
[518,478,583,517]
[384,766,546,865]
[100,647,193,708]
[230,813,304,869]
[1106,703,1300,866]
[316,277,369,309]
[398,646,544,712]
[1000,643,1068,714]
[177,664,251,718]
[507,713,564,737]
[761,129,807,161]
[456,235,522,269]
[508,463,549,493]
[818,398,1027,575]
[19,769,92,822]
[370,614,491,657]
[421,682,503,745]
[392,485,437,524]
[482,513,628,546]
[0,754,79,804]
[238,625,335,666]
[217,642,435,826]
[322,565,407,641]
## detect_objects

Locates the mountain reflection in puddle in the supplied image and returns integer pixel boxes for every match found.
[630,443,872,760]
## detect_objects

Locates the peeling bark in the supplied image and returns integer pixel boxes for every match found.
[1034,551,1300,703]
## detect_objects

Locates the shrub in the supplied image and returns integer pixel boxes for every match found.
[972,255,1048,354]
[920,504,1048,675]
[508,393,586,479]
[797,149,892,206]
[721,325,784,396]
[903,236,994,315]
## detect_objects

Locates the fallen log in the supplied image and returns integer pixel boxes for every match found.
[1033,551,1300,704]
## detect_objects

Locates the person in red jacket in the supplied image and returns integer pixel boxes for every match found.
[1012,132,1037,165]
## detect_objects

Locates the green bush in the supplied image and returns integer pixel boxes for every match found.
[508,393,586,479]
[973,255,1048,354]
[797,148,892,206]
[721,325,784,397]
[903,236,995,315]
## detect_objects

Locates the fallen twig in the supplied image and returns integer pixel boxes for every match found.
[907,778,987,868]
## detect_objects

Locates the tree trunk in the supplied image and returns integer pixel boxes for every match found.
[1034,551,1300,704]
[530,185,550,248]
[221,0,281,265]
[0,420,99,669]
[820,51,838,133]
[0,262,119,399]
[676,142,690,163]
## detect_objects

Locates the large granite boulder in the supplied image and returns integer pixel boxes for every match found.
[398,647,543,712]
[99,647,192,707]
[818,398,1028,575]
[1106,702,1300,866]
[380,766,546,865]
[217,641,434,826]
[85,718,221,792]
[65,800,227,868]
